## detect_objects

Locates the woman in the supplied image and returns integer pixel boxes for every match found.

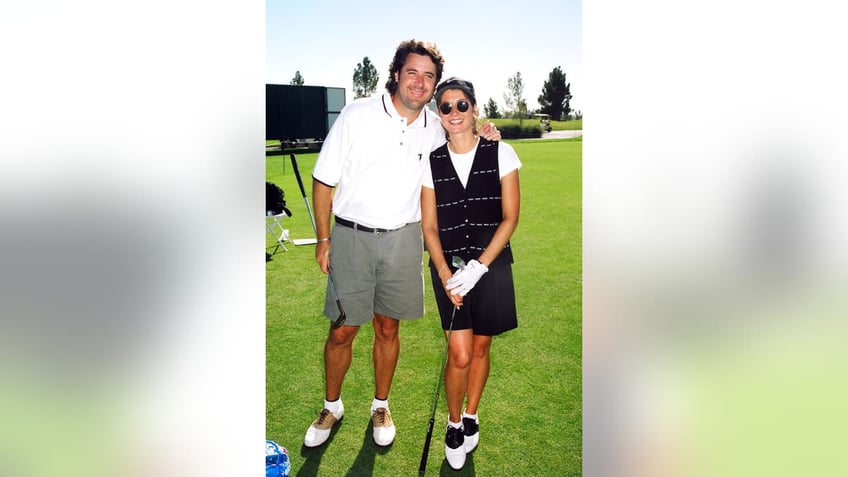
[421,77,521,471]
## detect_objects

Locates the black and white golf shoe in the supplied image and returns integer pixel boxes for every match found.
[445,425,466,470]
[462,416,479,453]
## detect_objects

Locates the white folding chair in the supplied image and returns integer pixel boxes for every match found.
[266,210,291,254]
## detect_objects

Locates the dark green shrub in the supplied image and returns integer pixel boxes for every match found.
[498,124,543,139]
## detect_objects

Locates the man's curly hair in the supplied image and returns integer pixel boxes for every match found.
[384,39,444,95]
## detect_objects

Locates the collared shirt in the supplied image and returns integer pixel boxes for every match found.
[312,93,445,229]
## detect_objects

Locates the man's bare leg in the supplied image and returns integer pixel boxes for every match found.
[325,323,360,400]
[372,313,399,399]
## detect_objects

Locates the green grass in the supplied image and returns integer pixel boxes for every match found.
[266,139,581,476]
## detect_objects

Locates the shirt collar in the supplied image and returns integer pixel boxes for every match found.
[382,93,428,127]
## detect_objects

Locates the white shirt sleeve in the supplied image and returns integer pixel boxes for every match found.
[498,141,522,178]
[422,152,434,189]
[424,109,445,190]
[311,105,351,186]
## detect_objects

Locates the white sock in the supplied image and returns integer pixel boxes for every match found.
[325,398,342,415]
[447,419,463,429]
[371,397,388,413]
[463,411,478,422]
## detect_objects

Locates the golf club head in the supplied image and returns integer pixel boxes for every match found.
[327,272,346,328]
[451,256,466,270]
[332,304,346,328]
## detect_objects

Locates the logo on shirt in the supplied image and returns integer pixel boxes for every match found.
[418,153,422,161]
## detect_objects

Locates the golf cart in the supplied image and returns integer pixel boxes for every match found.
[535,113,552,133]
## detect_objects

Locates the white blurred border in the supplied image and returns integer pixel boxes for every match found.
[1,1,264,475]
[585,1,848,476]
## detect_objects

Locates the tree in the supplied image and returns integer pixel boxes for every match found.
[538,66,572,120]
[290,70,304,86]
[352,57,379,99]
[503,71,526,125]
[483,98,501,118]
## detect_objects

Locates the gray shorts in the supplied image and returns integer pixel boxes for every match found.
[324,220,424,326]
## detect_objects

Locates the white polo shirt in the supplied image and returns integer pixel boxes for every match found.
[312,93,445,229]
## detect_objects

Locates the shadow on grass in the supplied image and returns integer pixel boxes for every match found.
[294,419,396,476]
[295,419,345,477]
[344,421,392,476]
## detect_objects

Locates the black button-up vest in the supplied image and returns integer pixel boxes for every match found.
[429,138,513,267]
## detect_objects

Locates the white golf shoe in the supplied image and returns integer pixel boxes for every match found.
[371,407,396,446]
[304,403,344,448]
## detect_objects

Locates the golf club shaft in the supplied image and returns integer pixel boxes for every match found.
[290,153,318,234]
[419,417,434,476]
[419,305,457,475]
[289,154,346,326]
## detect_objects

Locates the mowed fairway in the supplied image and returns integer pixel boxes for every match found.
[266,138,581,476]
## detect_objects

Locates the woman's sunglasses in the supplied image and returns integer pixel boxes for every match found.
[438,100,470,115]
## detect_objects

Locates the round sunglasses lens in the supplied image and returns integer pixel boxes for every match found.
[439,103,451,115]
[457,100,469,113]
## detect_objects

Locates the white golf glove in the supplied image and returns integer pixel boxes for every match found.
[446,259,488,297]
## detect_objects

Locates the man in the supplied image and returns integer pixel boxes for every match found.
[303,39,499,448]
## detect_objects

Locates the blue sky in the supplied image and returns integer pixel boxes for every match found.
[267,0,582,113]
